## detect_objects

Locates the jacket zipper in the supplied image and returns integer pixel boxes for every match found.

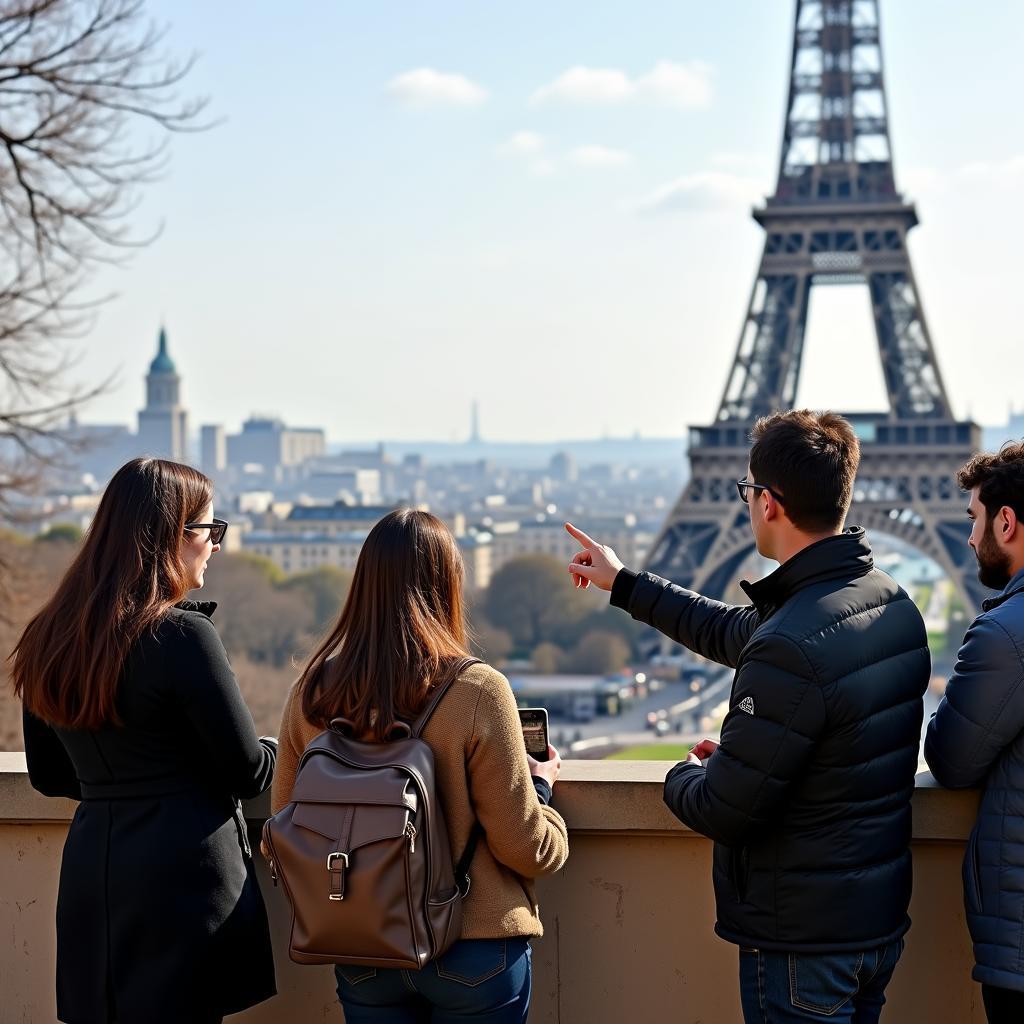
[405,821,418,854]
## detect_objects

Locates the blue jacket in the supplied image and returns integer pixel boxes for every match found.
[925,567,1024,992]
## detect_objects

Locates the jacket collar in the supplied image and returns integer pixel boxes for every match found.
[740,527,874,617]
[981,567,1024,612]
[175,599,217,618]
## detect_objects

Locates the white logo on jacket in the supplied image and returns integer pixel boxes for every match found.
[738,696,755,715]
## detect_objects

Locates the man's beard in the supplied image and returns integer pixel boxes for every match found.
[976,520,1013,590]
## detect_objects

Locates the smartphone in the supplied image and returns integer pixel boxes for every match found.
[518,708,550,761]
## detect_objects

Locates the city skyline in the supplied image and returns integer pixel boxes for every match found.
[64,1,1024,441]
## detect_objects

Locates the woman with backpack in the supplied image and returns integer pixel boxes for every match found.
[271,508,568,1024]
[13,458,278,1024]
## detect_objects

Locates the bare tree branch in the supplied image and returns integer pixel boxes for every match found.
[0,0,208,520]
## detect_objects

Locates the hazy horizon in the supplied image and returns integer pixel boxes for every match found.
[62,0,1024,443]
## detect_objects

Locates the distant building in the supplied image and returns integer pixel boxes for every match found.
[458,532,493,590]
[982,409,1024,452]
[548,451,578,483]
[200,424,227,473]
[279,501,400,536]
[488,515,641,574]
[299,465,382,504]
[243,530,367,575]
[226,416,325,480]
[136,328,189,462]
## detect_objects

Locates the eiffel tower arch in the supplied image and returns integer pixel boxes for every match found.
[647,0,987,614]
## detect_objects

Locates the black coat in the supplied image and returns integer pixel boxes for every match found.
[612,529,930,952]
[23,601,277,1024]
[925,568,1024,992]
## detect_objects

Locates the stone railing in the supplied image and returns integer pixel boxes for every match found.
[0,755,985,1022]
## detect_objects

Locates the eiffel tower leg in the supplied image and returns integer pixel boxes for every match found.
[869,269,951,419]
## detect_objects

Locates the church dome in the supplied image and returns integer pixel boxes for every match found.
[149,327,177,375]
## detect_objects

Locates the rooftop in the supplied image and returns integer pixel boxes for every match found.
[287,502,398,522]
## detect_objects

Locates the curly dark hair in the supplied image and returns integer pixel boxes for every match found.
[957,441,1024,521]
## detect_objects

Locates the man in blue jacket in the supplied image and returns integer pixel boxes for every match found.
[925,442,1024,1024]
[566,410,930,1024]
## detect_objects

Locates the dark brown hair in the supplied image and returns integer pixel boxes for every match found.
[749,410,860,533]
[957,441,1024,522]
[11,458,213,729]
[297,508,470,739]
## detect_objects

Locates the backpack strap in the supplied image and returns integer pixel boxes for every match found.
[454,822,483,898]
[409,656,482,738]
[410,655,484,896]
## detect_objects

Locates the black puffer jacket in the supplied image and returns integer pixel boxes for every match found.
[612,529,929,952]
[925,568,1024,993]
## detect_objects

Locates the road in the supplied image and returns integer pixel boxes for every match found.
[547,652,952,760]
[543,669,734,756]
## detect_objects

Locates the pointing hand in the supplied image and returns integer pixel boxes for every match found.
[564,522,625,592]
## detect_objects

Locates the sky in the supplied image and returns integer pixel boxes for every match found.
[72,0,1024,443]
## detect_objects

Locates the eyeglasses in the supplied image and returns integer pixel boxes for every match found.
[185,518,228,545]
[735,479,785,505]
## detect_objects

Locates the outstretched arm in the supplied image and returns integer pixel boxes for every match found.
[565,522,759,667]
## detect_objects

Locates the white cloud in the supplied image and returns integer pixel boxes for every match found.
[634,171,765,215]
[570,144,632,168]
[386,68,488,109]
[532,67,633,106]
[496,131,545,157]
[531,60,712,110]
[637,60,714,110]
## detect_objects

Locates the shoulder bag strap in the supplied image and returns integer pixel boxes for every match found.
[409,654,485,896]
[409,656,482,738]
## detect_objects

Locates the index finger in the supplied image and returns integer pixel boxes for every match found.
[564,521,598,549]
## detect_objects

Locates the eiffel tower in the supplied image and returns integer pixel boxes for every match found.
[646,0,987,614]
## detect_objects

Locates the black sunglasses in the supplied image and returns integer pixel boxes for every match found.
[736,479,785,505]
[185,517,228,545]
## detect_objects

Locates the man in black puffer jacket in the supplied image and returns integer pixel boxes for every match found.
[566,410,930,1024]
[925,442,1024,1024]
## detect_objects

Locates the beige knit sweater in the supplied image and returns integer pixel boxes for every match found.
[272,661,569,939]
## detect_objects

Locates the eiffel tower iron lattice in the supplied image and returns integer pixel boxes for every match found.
[646,0,987,615]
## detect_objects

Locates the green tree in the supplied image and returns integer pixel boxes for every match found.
[483,556,588,651]
[199,554,310,667]
[0,0,206,517]
[279,567,352,634]
[469,616,513,665]
[34,524,83,545]
[568,630,630,675]
[530,642,564,675]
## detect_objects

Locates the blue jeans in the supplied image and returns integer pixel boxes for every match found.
[738,938,904,1023]
[334,938,531,1024]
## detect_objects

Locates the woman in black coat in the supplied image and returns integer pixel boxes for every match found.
[13,457,277,1024]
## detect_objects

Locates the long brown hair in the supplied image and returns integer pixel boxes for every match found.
[11,458,213,729]
[298,508,470,739]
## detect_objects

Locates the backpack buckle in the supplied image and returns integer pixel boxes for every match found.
[327,851,350,901]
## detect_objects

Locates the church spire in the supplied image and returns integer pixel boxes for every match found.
[149,325,177,375]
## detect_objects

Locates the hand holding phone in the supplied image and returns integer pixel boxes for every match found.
[518,708,550,761]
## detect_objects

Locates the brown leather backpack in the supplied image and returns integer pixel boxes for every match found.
[262,657,482,968]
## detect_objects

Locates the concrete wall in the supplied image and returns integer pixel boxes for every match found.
[0,755,985,1023]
